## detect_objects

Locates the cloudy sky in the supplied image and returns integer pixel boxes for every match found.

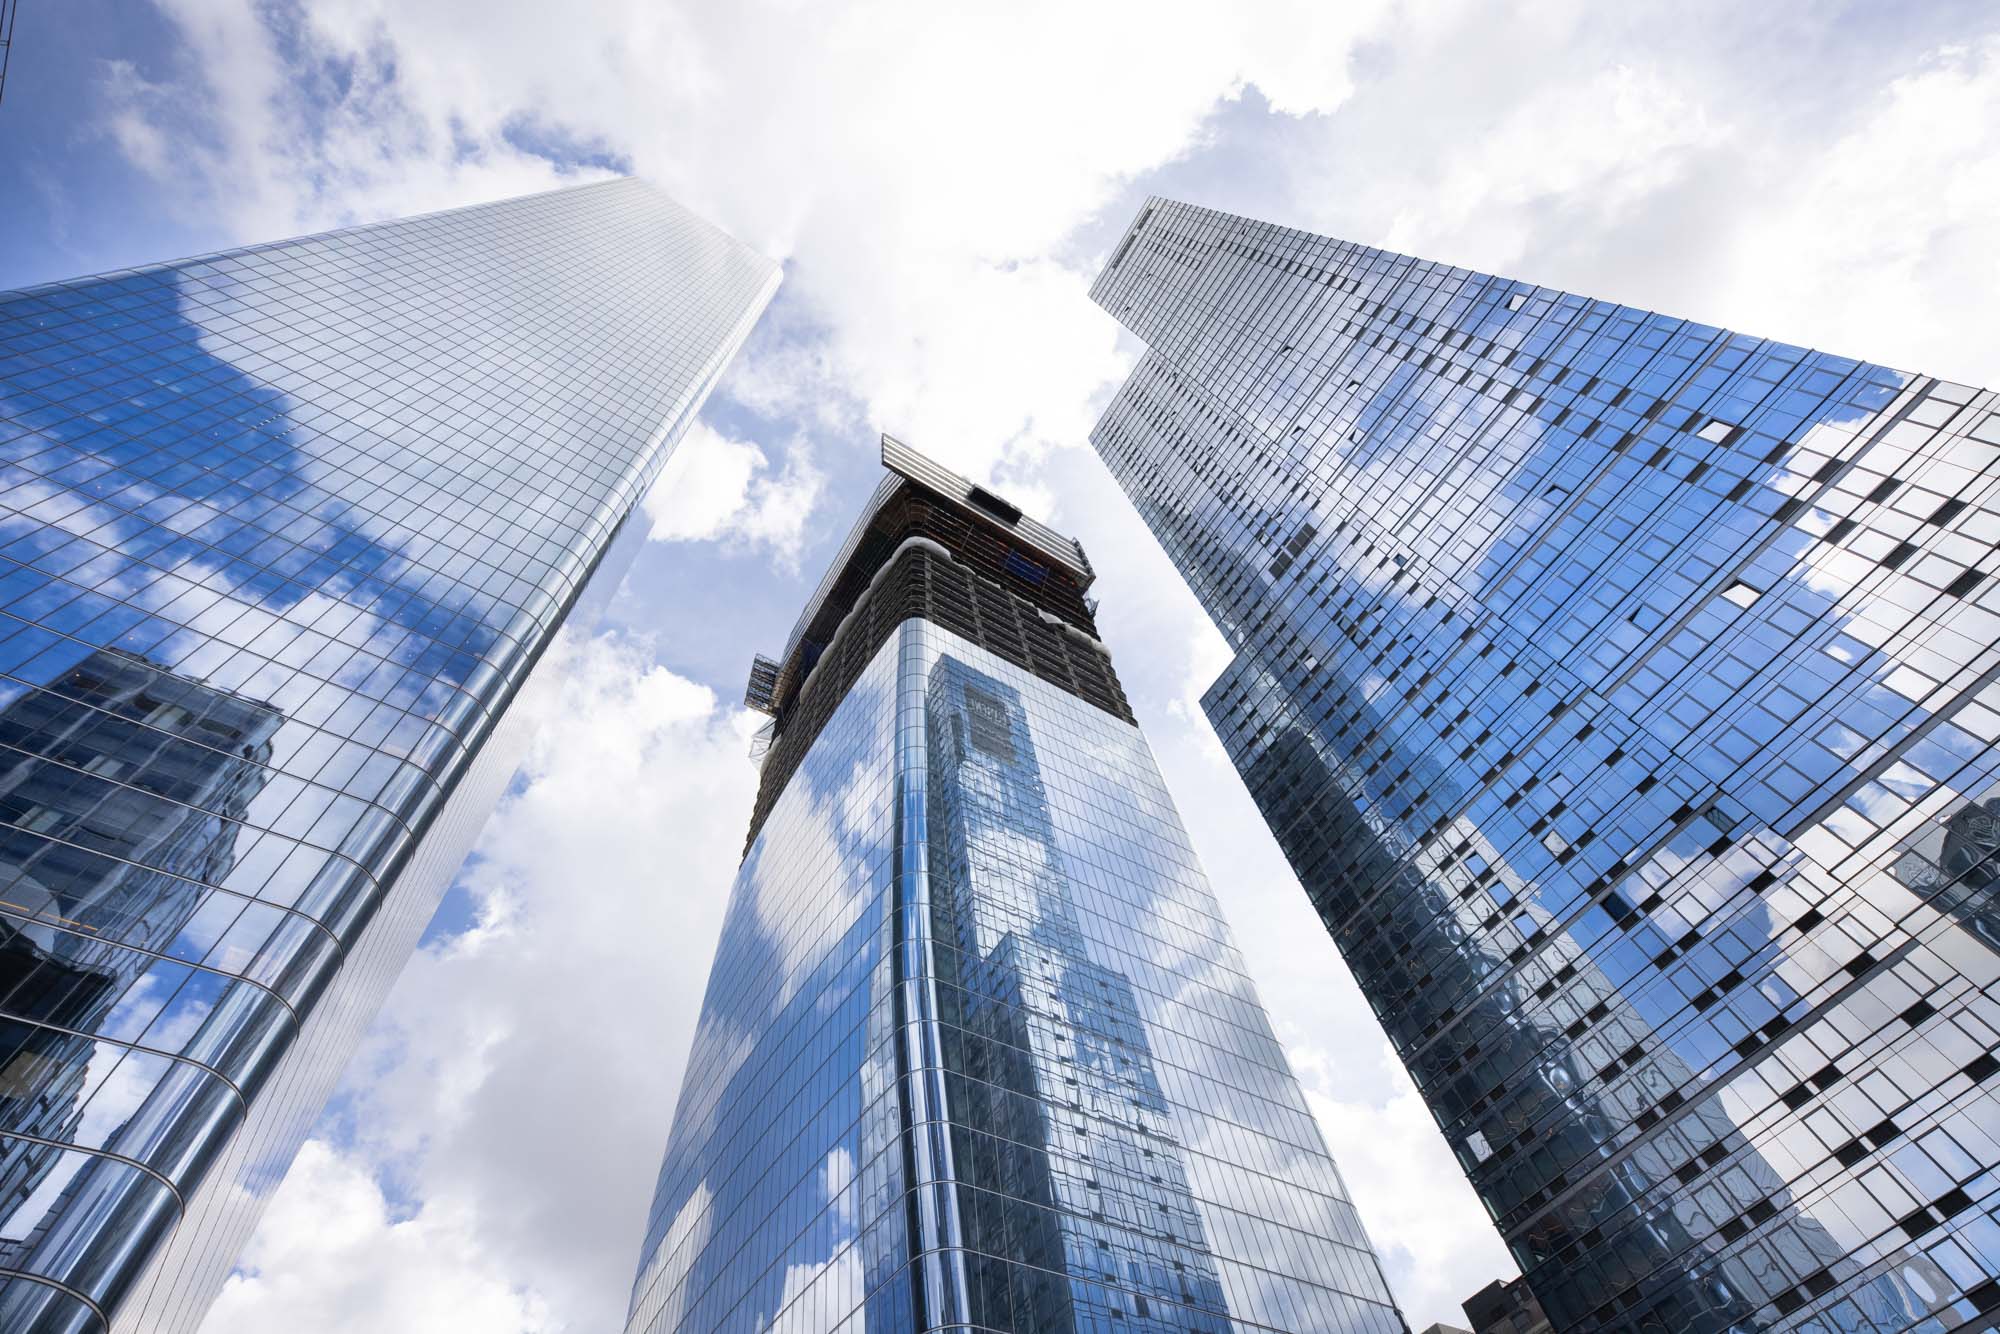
[3,2,1998,1330]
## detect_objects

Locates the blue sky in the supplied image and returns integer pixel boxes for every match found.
[3,2,1998,1331]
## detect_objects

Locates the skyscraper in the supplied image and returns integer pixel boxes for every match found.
[625,437,1405,1334]
[0,648,281,1265]
[0,178,778,1331]
[1088,197,2000,1332]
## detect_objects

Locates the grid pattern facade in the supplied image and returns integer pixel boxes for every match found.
[626,461,1404,1333]
[744,475,1132,851]
[1089,197,2000,1333]
[0,177,778,1331]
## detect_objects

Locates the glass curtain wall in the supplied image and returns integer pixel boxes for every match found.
[0,177,778,1331]
[1089,196,2000,1334]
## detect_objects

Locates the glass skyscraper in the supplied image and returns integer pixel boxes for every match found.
[625,437,1405,1334]
[1088,197,2000,1333]
[0,178,778,1331]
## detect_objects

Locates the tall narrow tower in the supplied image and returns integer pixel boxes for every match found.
[0,178,778,1331]
[1088,197,2000,1332]
[624,437,1406,1334]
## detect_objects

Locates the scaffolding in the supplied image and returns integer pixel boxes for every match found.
[742,653,781,716]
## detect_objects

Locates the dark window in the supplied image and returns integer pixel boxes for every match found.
[967,485,1022,524]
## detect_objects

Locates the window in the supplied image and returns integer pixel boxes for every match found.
[966,485,1022,525]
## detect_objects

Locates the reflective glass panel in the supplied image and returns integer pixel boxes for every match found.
[1091,198,2000,1333]
[0,178,778,1331]
[627,620,1404,1334]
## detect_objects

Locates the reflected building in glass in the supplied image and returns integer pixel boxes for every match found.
[0,648,281,1260]
[625,437,1405,1334]
[1089,197,2000,1332]
[0,178,779,1331]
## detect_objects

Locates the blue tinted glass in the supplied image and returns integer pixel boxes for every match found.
[1092,199,2000,1333]
[0,179,778,1331]
[628,616,1405,1334]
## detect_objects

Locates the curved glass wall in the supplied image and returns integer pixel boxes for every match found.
[627,621,1404,1334]
[0,178,778,1331]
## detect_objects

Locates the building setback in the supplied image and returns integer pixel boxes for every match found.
[1089,197,2000,1333]
[624,437,1407,1334]
[0,178,778,1331]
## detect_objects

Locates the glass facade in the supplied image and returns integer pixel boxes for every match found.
[0,178,779,1331]
[1088,197,2000,1332]
[625,441,1404,1334]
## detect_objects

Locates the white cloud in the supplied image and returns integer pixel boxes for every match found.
[1284,8,2000,384]
[101,0,1399,486]
[642,420,824,567]
[205,632,761,1332]
[1298,1056,1517,1326]
[1715,35,2000,383]
[1381,61,1726,268]
[98,60,177,175]
[204,1141,551,1334]
[82,4,1997,1333]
